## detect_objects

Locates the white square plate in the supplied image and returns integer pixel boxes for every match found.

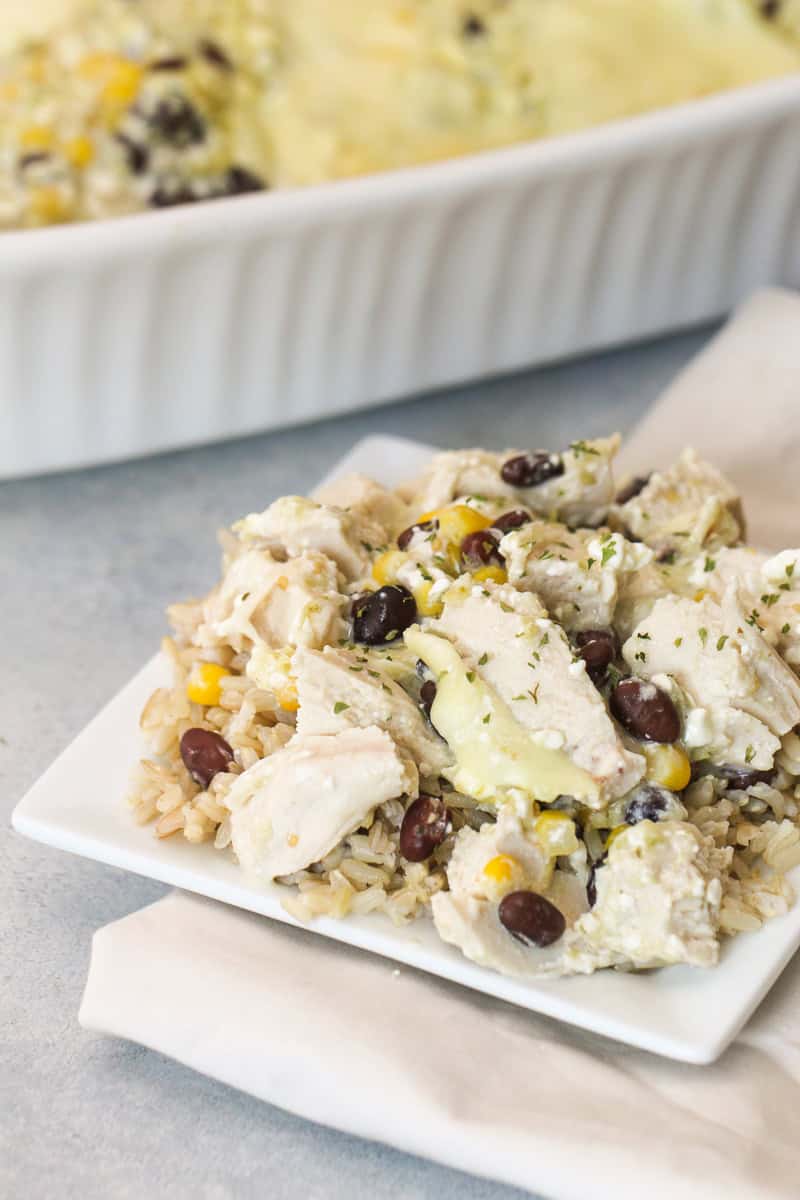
[12,434,800,1063]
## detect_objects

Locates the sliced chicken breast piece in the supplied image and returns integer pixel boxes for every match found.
[292,644,452,778]
[234,495,387,581]
[227,727,417,882]
[610,448,743,552]
[313,473,411,539]
[502,522,653,632]
[402,436,620,527]
[196,549,346,653]
[417,579,644,805]
[621,586,800,769]
[432,807,588,979]
[565,821,730,972]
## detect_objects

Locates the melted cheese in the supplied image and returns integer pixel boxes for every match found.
[405,627,598,805]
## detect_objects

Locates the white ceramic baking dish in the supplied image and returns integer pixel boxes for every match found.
[2,75,800,480]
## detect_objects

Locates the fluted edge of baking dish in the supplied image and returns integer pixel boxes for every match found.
[2,74,800,478]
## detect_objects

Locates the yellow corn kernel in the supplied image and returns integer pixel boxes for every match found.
[275,575,289,590]
[418,504,492,546]
[372,549,407,586]
[645,743,691,792]
[187,662,229,706]
[472,565,508,585]
[605,824,629,851]
[65,135,94,168]
[78,51,125,79]
[413,580,443,618]
[27,186,67,224]
[20,125,54,151]
[101,61,143,106]
[483,854,517,884]
[533,810,579,856]
[276,679,299,712]
[693,589,707,602]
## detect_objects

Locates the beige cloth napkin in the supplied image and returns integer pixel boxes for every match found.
[81,288,800,1200]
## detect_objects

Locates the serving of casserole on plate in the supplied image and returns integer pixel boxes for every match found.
[13,433,800,1063]
[2,2,800,479]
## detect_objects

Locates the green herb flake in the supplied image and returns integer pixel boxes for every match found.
[698,627,708,646]
[333,701,350,714]
[530,683,540,704]
[482,713,492,724]
[782,622,791,635]
[746,609,764,630]
[466,671,476,683]
[600,544,616,567]
[418,566,432,582]
[585,557,597,571]
[745,745,755,765]
[478,652,489,666]
[499,602,514,613]
[760,592,779,608]
[569,440,600,457]
[636,632,651,641]
[634,650,647,663]
[716,635,728,651]
[348,666,364,673]
[674,636,683,648]
[539,632,550,648]
[704,556,716,573]
[787,562,796,579]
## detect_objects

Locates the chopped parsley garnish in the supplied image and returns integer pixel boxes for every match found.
[361,541,373,553]
[418,566,432,582]
[787,562,796,579]
[540,632,550,647]
[585,557,597,571]
[569,440,600,457]
[600,543,616,567]
[530,683,540,704]
[704,556,716,573]
[333,701,350,714]
[745,609,764,630]
[698,627,708,646]
[716,635,728,651]
[538,549,554,561]
[634,650,647,663]
[478,652,489,665]
[348,666,364,673]
[760,592,779,608]
[482,713,492,724]
[467,493,488,504]
[636,632,651,640]
[674,636,683,647]
[782,622,791,635]
[466,671,476,683]
[745,745,755,765]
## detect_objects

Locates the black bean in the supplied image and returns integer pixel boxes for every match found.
[493,510,531,534]
[501,451,564,489]
[462,14,486,36]
[610,677,681,743]
[694,762,776,790]
[115,132,149,174]
[18,151,51,169]
[219,166,266,196]
[460,528,502,568]
[574,629,619,684]
[419,680,437,719]
[148,56,188,71]
[180,728,234,788]
[149,95,206,146]
[498,891,566,947]
[352,585,417,645]
[397,518,437,551]
[149,183,198,208]
[399,795,450,861]
[624,785,669,825]
[586,855,606,908]
[199,38,233,69]
[615,474,651,505]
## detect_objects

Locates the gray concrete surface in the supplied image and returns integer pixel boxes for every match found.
[1,325,712,1200]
